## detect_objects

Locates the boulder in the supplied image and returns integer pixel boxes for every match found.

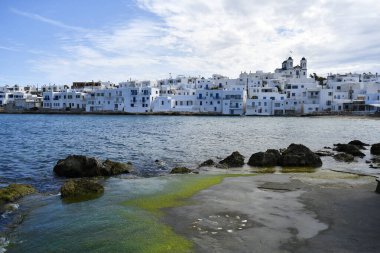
[279,144,322,167]
[348,140,369,149]
[60,179,104,200]
[170,167,193,174]
[371,143,380,155]
[102,159,132,176]
[53,155,132,178]
[0,184,36,204]
[200,159,216,167]
[333,144,365,157]
[333,153,355,163]
[219,151,245,167]
[248,149,281,167]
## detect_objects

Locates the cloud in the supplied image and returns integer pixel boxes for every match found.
[22,0,380,84]
[0,45,19,52]
[10,8,88,32]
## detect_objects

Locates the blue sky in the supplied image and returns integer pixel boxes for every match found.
[1,0,380,85]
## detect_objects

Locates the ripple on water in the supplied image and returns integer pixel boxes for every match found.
[0,114,379,192]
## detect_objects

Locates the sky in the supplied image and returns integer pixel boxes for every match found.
[0,0,380,85]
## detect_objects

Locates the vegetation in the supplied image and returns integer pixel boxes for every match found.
[310,73,327,88]
[0,184,36,204]
[122,174,254,253]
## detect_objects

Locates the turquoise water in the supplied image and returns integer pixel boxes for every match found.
[5,175,223,253]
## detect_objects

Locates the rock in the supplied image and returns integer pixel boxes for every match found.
[170,167,193,174]
[102,159,132,176]
[247,149,281,167]
[371,143,380,155]
[279,144,322,167]
[348,140,369,149]
[324,146,332,149]
[333,144,365,157]
[215,163,229,169]
[315,150,335,157]
[0,184,36,204]
[333,153,355,163]
[371,157,380,163]
[219,151,245,167]
[200,159,216,167]
[53,155,132,178]
[60,179,104,200]
[376,178,380,193]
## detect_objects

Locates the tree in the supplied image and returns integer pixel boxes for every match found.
[310,73,327,89]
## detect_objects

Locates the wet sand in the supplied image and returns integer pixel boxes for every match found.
[163,170,380,253]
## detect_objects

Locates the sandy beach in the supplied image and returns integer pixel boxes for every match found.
[163,170,380,253]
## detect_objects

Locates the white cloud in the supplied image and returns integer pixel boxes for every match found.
[11,8,88,32]
[23,0,380,84]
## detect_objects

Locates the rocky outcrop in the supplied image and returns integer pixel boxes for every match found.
[219,151,245,167]
[333,144,365,157]
[371,143,380,155]
[0,184,36,204]
[200,159,216,167]
[248,149,281,167]
[60,179,104,200]
[280,144,322,167]
[170,167,193,174]
[53,155,132,178]
[333,153,355,163]
[348,140,369,150]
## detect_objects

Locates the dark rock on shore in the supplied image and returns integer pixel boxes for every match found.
[170,167,193,174]
[200,159,216,167]
[371,143,380,155]
[0,184,36,205]
[219,151,245,167]
[315,150,335,157]
[248,149,281,167]
[333,153,355,163]
[348,140,369,149]
[60,179,104,201]
[53,155,132,178]
[280,144,322,167]
[333,144,365,157]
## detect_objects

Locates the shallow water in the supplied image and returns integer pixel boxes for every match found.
[6,175,228,253]
[0,114,379,192]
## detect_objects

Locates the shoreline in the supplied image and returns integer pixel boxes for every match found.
[163,170,380,253]
[0,110,379,118]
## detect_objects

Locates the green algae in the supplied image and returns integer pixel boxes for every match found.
[121,174,254,253]
[0,184,36,204]
[252,167,276,174]
[281,167,317,173]
[124,174,251,215]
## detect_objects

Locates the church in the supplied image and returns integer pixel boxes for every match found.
[275,57,307,78]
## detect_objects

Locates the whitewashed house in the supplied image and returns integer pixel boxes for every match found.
[246,87,285,116]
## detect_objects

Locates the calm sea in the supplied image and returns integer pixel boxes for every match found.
[0,114,379,192]
[1,114,380,253]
